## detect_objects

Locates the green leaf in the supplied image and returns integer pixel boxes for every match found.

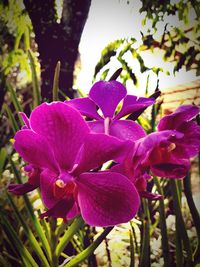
[94,39,124,77]
[28,50,41,107]
[56,216,85,257]
[154,177,171,266]
[129,229,135,267]
[53,61,61,101]
[3,103,19,133]
[6,81,23,113]
[7,194,50,267]
[64,227,113,267]
[0,213,38,267]
[183,173,200,263]
[0,148,7,177]
[170,180,194,264]
[9,159,51,261]
[139,199,150,267]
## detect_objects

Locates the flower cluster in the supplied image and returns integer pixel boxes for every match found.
[9,81,200,227]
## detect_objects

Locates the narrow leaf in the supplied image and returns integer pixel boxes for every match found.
[28,50,41,107]
[56,216,84,257]
[64,227,113,267]
[7,194,50,267]
[53,61,61,101]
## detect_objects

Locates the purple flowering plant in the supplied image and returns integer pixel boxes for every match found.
[8,79,200,266]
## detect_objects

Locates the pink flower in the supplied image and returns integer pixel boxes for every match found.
[9,102,140,227]
[65,80,154,141]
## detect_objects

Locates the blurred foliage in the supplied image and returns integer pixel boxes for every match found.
[140,0,200,74]
[94,0,199,88]
[0,0,34,85]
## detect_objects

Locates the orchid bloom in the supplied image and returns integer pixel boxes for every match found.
[65,80,155,141]
[9,102,140,227]
[111,104,200,196]
[131,105,200,179]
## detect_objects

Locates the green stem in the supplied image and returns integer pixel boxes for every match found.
[56,216,84,257]
[170,180,193,265]
[55,221,67,240]
[139,199,150,267]
[64,227,113,267]
[130,221,139,254]
[183,173,200,263]
[129,229,135,267]
[175,219,183,267]
[154,177,171,267]
[50,219,58,267]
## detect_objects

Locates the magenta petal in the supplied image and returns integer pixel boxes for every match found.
[8,183,38,195]
[65,97,102,120]
[151,159,190,179]
[175,121,200,158]
[77,171,140,227]
[158,105,200,131]
[89,81,127,118]
[109,120,146,141]
[40,198,74,220]
[14,129,58,172]
[66,202,80,220]
[87,121,104,133]
[30,102,90,171]
[73,133,131,175]
[115,95,155,120]
[19,112,30,129]
[40,169,58,209]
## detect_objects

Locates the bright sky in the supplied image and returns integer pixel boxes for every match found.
[76,0,198,95]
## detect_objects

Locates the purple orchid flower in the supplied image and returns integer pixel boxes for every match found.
[65,80,155,141]
[111,104,200,195]
[131,105,200,179]
[9,102,140,227]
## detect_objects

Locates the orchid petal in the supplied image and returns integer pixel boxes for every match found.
[66,202,80,220]
[65,97,102,120]
[8,183,38,195]
[158,105,200,131]
[151,159,190,179]
[87,120,104,133]
[30,102,90,171]
[109,120,146,141]
[19,112,30,129]
[89,81,127,118]
[73,133,131,176]
[115,95,155,120]
[174,121,200,158]
[14,129,58,172]
[40,169,58,209]
[40,198,74,220]
[77,171,140,227]
[135,130,184,159]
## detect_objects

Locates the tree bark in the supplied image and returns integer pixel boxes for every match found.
[23,0,91,100]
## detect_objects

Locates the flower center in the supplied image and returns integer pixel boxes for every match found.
[167,143,176,152]
[53,172,76,199]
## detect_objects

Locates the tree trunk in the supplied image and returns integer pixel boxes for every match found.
[23,0,91,101]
